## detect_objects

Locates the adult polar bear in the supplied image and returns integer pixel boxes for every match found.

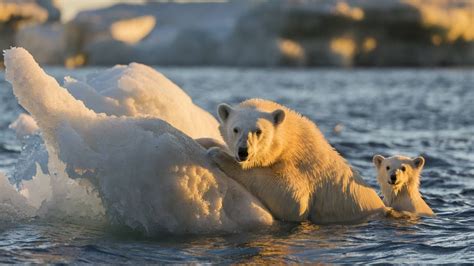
[4,48,272,234]
[210,99,389,224]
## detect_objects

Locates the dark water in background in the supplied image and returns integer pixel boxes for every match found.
[0,67,473,263]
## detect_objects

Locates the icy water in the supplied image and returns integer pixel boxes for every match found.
[0,67,473,263]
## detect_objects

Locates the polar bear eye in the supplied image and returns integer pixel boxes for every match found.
[401,166,406,172]
[255,129,262,137]
[233,127,239,134]
[386,166,390,171]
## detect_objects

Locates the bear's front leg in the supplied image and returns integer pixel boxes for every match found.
[208,147,274,189]
[207,147,244,177]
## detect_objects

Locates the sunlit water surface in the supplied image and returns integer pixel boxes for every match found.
[0,67,473,263]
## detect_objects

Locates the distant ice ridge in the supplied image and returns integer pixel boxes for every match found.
[3,47,272,234]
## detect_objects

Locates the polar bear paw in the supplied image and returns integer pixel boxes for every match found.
[207,147,242,174]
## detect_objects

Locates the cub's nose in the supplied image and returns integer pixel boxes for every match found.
[390,173,397,183]
[238,147,248,161]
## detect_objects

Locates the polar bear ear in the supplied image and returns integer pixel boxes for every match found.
[271,109,285,126]
[217,103,233,123]
[413,156,425,170]
[372,154,385,169]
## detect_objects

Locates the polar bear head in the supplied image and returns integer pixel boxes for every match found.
[373,155,425,195]
[217,103,286,169]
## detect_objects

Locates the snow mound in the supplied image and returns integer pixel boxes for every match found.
[63,62,222,141]
[9,113,39,138]
[3,47,272,234]
[0,172,35,225]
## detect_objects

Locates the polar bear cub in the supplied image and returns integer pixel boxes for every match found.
[373,155,434,216]
[209,98,388,224]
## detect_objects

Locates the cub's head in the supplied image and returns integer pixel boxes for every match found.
[373,155,425,194]
[217,103,286,169]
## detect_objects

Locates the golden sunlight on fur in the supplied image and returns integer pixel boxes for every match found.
[373,155,434,216]
[210,99,390,224]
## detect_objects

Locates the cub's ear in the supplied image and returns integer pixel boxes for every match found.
[271,109,285,126]
[372,154,385,169]
[413,156,425,170]
[217,103,233,123]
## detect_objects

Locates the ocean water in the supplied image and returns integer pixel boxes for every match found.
[0,67,473,263]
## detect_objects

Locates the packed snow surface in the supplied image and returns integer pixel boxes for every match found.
[9,113,39,138]
[2,47,272,234]
[63,62,222,141]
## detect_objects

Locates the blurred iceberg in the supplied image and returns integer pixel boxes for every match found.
[2,0,473,67]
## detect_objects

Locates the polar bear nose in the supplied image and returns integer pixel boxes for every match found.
[390,173,397,182]
[238,147,248,161]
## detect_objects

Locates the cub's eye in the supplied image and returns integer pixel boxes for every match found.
[386,166,390,171]
[401,166,406,172]
[256,129,262,137]
[233,127,239,134]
